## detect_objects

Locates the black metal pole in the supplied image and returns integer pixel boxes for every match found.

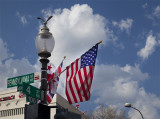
[131,107,144,119]
[40,57,49,104]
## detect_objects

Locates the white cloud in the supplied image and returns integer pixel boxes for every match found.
[92,64,149,105]
[92,64,160,119]
[0,38,13,63]
[145,5,160,25]
[40,4,117,67]
[128,88,160,119]
[0,38,38,91]
[16,12,28,24]
[142,3,148,9]
[112,18,133,34]
[137,33,157,60]
[153,6,160,18]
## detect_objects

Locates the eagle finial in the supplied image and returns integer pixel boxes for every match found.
[37,16,53,26]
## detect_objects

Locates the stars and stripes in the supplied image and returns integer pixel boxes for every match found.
[65,44,98,104]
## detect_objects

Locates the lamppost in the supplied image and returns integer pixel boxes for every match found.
[36,16,55,104]
[125,103,144,119]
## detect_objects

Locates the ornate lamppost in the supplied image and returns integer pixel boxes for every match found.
[36,16,55,104]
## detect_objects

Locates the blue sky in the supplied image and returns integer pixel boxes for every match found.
[0,0,160,118]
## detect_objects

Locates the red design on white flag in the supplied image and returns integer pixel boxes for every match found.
[46,60,64,104]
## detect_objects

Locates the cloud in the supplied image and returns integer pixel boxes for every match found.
[142,3,148,9]
[92,64,160,119]
[153,5,160,18]
[40,4,117,67]
[128,88,160,119]
[137,33,158,60]
[16,12,28,24]
[0,38,13,63]
[112,18,133,34]
[92,64,149,105]
[0,38,38,91]
[145,5,160,25]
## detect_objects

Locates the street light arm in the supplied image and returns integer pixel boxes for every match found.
[131,107,144,119]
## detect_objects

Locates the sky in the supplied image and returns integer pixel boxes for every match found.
[0,0,160,119]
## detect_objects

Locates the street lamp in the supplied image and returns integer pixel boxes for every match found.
[125,103,144,119]
[36,16,55,104]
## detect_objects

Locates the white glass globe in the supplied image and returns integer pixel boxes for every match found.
[36,35,55,53]
[36,26,55,57]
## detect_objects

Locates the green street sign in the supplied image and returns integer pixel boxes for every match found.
[26,95,38,104]
[7,72,41,88]
[17,85,23,92]
[22,82,41,100]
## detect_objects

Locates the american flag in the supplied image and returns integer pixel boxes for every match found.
[66,44,98,104]
[46,60,64,104]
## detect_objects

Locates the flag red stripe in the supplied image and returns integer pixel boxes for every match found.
[73,73,83,102]
[69,62,78,103]
[70,60,79,103]
[82,67,89,99]
[86,66,93,98]
[89,66,94,90]
[84,67,91,100]
[66,66,73,104]
[78,69,88,101]
[86,67,92,99]
[74,59,82,102]
[87,66,93,98]
[66,88,72,104]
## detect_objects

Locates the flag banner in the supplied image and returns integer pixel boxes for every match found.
[46,60,64,104]
[47,63,56,93]
[66,44,99,104]
[0,95,15,101]
[83,111,87,114]
[76,104,79,109]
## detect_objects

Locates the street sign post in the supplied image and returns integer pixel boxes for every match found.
[22,82,41,100]
[26,95,38,104]
[7,72,41,88]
